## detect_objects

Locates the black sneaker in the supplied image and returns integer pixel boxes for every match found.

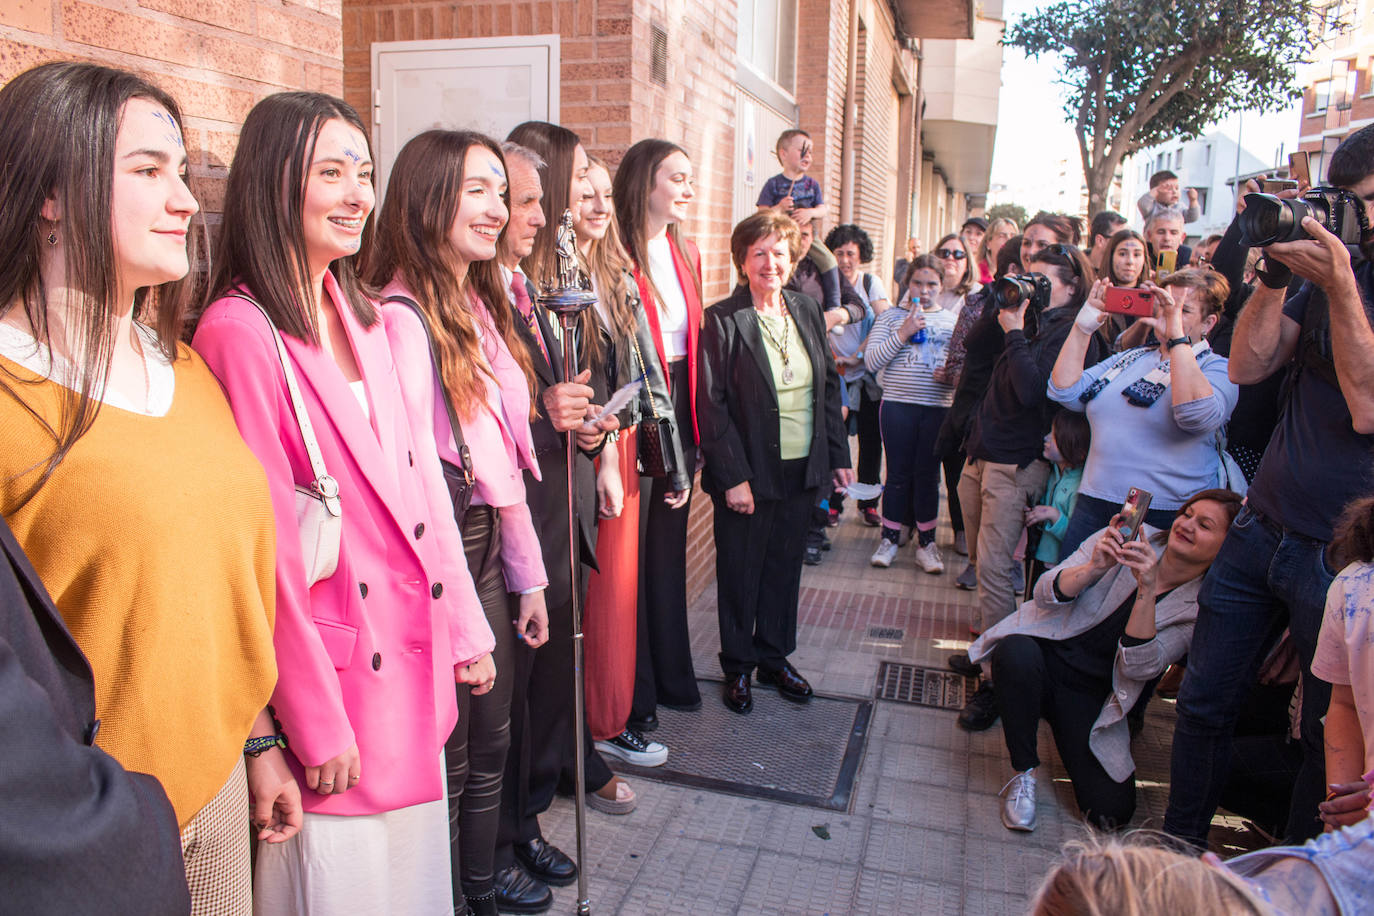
[957,682,999,732]
[804,543,823,565]
[594,728,668,767]
[947,652,982,678]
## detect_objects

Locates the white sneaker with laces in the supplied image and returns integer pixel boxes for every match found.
[870,538,899,568]
[914,542,945,574]
[999,768,1038,832]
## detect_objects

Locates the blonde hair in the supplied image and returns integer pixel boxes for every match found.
[581,155,638,340]
[1031,833,1275,916]
[977,217,1018,272]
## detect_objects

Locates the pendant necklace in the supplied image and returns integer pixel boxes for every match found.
[757,303,794,384]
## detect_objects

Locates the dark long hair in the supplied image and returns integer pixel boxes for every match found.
[505,121,600,363]
[612,138,703,308]
[1102,229,1147,287]
[206,92,376,342]
[362,129,536,419]
[1026,244,1094,311]
[0,62,203,510]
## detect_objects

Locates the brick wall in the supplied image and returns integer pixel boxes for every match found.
[794,0,848,230]
[1,1,344,225]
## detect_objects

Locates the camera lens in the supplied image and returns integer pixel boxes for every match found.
[1239,193,1320,246]
[993,275,1033,308]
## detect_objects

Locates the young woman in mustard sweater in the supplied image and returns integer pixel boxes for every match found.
[0,62,288,915]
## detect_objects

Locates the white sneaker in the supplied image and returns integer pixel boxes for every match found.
[914,542,945,574]
[870,538,899,568]
[595,729,668,767]
[999,768,1038,831]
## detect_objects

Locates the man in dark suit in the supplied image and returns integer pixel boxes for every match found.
[0,514,191,914]
[491,140,618,914]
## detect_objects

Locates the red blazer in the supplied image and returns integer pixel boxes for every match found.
[633,236,703,442]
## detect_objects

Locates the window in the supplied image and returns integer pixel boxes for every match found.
[1314,79,1331,112]
[737,0,797,93]
[1175,148,1184,168]
[1205,143,1212,165]
[1191,187,1208,214]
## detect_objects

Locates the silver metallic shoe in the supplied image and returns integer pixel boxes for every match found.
[999,768,1037,832]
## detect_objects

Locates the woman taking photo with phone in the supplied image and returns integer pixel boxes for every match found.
[193,93,495,915]
[1048,268,1239,561]
[365,129,549,916]
[0,62,284,914]
[614,139,705,727]
[577,152,689,785]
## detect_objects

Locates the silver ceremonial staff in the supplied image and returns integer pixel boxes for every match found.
[536,209,597,916]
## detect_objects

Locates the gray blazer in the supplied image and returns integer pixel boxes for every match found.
[968,525,1201,782]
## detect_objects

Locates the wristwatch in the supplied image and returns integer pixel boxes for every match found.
[1166,336,1191,350]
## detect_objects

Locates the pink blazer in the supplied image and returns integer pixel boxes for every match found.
[192,274,495,816]
[379,282,547,594]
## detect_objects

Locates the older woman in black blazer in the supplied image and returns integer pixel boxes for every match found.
[698,211,854,714]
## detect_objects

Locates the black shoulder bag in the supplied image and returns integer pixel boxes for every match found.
[628,331,677,479]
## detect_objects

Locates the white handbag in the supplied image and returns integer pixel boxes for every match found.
[238,296,342,586]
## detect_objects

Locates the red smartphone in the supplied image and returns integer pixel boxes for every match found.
[1117,487,1153,542]
[1101,286,1155,317]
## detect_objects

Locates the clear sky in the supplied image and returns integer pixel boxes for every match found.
[988,0,1303,214]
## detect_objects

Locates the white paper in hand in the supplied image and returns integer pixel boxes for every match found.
[844,482,884,502]
[581,378,643,432]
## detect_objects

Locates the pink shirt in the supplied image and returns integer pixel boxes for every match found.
[379,282,547,594]
[193,275,494,816]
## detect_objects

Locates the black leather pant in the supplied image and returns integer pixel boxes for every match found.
[445,506,516,900]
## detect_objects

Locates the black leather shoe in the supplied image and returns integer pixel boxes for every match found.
[463,890,499,916]
[723,673,753,714]
[492,865,551,914]
[957,682,999,732]
[513,837,576,887]
[627,712,659,732]
[756,661,814,703]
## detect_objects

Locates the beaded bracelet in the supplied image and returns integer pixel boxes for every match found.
[244,734,288,757]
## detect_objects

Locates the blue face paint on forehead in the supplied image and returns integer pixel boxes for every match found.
[488,161,505,180]
[151,109,184,148]
[342,147,362,164]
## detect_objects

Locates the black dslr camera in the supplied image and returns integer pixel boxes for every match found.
[993,272,1051,311]
[1239,186,1371,248]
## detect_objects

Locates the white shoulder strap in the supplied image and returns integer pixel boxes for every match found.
[233,295,341,517]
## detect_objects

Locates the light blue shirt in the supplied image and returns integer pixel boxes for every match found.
[1047,345,1238,510]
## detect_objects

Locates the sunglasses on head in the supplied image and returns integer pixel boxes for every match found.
[1041,243,1082,278]
[936,248,968,260]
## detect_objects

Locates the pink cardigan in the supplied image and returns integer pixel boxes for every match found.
[379,282,547,594]
[192,274,494,816]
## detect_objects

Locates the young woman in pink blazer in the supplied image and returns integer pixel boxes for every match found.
[364,130,549,916]
[191,93,495,916]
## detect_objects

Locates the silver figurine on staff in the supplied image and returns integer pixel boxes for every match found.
[536,209,597,916]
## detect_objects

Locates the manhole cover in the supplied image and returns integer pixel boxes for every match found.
[612,678,872,811]
[866,626,905,641]
[874,661,976,710]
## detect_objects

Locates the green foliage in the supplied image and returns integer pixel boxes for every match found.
[986,202,1029,227]
[1005,0,1328,208]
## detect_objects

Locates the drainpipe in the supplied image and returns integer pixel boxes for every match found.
[839,0,860,223]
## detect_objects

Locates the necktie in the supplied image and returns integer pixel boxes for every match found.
[512,276,550,365]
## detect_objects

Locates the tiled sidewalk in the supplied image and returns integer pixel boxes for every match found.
[538,501,1232,915]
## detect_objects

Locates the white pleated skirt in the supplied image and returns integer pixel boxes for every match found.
[253,758,451,916]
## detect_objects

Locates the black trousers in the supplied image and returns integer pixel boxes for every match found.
[831,384,883,511]
[943,451,965,534]
[631,358,702,719]
[446,507,515,899]
[714,458,817,676]
[496,568,611,870]
[991,633,1136,828]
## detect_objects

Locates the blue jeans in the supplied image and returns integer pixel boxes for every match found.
[1164,505,1335,847]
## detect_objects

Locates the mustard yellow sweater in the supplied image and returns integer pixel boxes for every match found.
[0,346,277,826]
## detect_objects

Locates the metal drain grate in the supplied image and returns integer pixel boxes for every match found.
[866,626,905,641]
[875,661,976,710]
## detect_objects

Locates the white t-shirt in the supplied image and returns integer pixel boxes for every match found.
[646,236,689,359]
[0,320,174,416]
[1312,561,1374,774]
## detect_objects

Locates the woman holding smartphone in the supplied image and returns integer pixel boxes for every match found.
[193,93,495,915]
[366,129,549,916]
[0,61,285,915]
[614,139,705,727]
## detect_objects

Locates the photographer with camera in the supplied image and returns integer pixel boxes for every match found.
[953,244,1107,730]
[1164,124,1374,850]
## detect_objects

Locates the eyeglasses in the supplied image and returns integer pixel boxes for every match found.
[936,248,967,260]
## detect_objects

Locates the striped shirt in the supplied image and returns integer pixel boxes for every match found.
[863,304,959,406]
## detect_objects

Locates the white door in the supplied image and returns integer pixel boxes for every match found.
[371,36,559,200]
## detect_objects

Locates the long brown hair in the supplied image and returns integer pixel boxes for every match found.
[581,156,638,340]
[612,138,703,308]
[1103,228,1148,287]
[933,232,976,296]
[505,121,600,363]
[362,129,536,419]
[0,62,205,510]
[205,92,376,342]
